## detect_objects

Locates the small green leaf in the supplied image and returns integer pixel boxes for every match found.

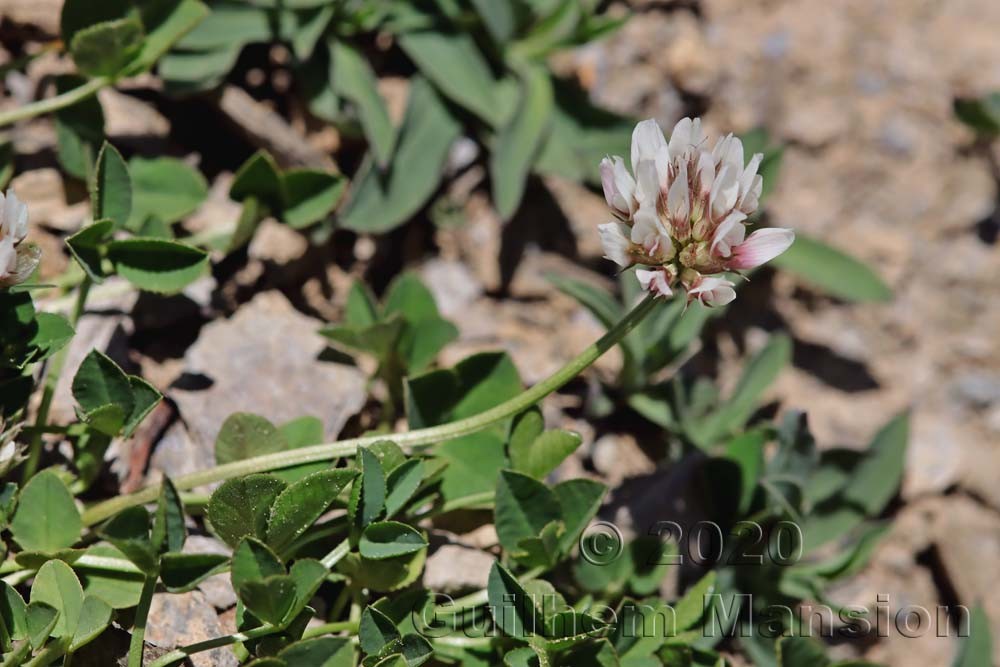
[208,474,287,548]
[487,561,542,638]
[71,349,134,433]
[128,157,209,228]
[122,375,162,439]
[674,571,717,633]
[340,78,461,233]
[277,637,354,666]
[350,447,387,529]
[25,602,58,650]
[384,459,424,518]
[54,75,105,180]
[280,169,344,229]
[266,469,357,554]
[842,412,909,516]
[29,560,83,639]
[359,606,400,656]
[399,31,501,126]
[553,478,606,555]
[91,142,132,229]
[70,17,145,78]
[0,582,27,644]
[689,333,792,446]
[360,522,428,560]
[510,429,581,480]
[330,40,395,167]
[771,233,892,303]
[494,470,562,556]
[287,559,326,618]
[231,537,284,590]
[776,636,831,667]
[78,544,145,609]
[106,238,209,294]
[491,65,554,219]
[10,470,81,553]
[239,575,297,626]
[125,0,210,76]
[98,506,157,572]
[152,477,186,554]
[230,150,283,205]
[69,594,112,651]
[954,93,1000,136]
[60,0,131,55]
[215,413,285,465]
[336,548,426,594]
[471,0,515,42]
[159,552,229,592]
[953,605,993,667]
[66,219,114,282]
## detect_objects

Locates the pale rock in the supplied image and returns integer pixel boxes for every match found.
[170,291,366,451]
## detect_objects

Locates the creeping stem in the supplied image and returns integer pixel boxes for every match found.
[0,77,109,128]
[81,294,660,526]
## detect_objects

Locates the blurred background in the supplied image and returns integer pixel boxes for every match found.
[1,1,998,665]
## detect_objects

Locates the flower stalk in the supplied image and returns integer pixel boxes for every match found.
[0,77,109,129]
[81,294,660,526]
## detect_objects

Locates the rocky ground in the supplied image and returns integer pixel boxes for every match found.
[3,0,1000,665]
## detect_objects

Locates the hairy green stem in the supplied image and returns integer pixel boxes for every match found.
[23,277,92,482]
[127,575,158,667]
[82,295,659,525]
[0,78,108,128]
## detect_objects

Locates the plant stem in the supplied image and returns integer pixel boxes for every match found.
[0,640,31,667]
[22,277,92,482]
[145,625,279,667]
[0,78,108,128]
[127,575,158,667]
[320,538,351,570]
[301,620,359,639]
[81,295,660,526]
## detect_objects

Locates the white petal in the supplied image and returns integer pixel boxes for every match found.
[709,211,748,257]
[0,236,15,277]
[709,164,739,221]
[630,204,668,247]
[636,268,672,298]
[729,228,795,269]
[667,161,690,225]
[631,119,668,175]
[598,222,634,267]
[634,159,660,208]
[668,117,704,157]
[689,276,736,307]
[696,151,715,198]
[601,156,636,218]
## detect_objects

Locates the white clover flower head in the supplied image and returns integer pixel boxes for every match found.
[596,118,794,305]
[0,188,37,287]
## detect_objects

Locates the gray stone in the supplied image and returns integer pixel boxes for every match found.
[146,591,239,667]
[170,291,366,452]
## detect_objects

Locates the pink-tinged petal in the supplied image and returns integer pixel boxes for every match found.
[696,151,715,198]
[600,156,635,219]
[634,159,660,209]
[668,117,704,157]
[709,164,739,221]
[630,204,670,248]
[709,211,747,257]
[0,236,15,277]
[738,153,763,213]
[631,119,668,175]
[667,161,690,225]
[598,222,634,267]
[728,228,795,269]
[688,276,736,307]
[636,268,673,298]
